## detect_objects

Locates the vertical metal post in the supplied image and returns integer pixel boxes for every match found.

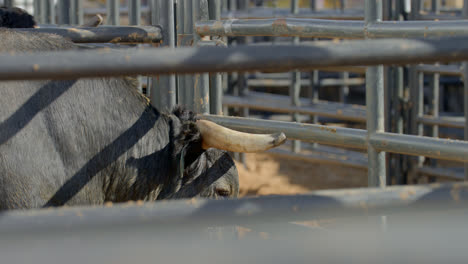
[106,0,120,25]
[4,0,14,8]
[43,0,55,24]
[365,0,386,188]
[290,0,301,153]
[229,0,237,10]
[58,0,71,25]
[464,64,468,181]
[176,0,195,110]
[429,69,439,139]
[410,0,421,19]
[394,0,403,20]
[339,72,349,103]
[70,0,83,25]
[150,0,177,111]
[395,66,405,184]
[416,72,425,168]
[208,0,223,115]
[431,0,440,14]
[221,0,228,13]
[33,0,40,23]
[39,0,47,24]
[193,0,210,114]
[236,0,248,165]
[238,0,249,9]
[463,0,468,181]
[129,0,141,26]
[129,0,142,95]
[310,0,316,10]
[310,0,319,149]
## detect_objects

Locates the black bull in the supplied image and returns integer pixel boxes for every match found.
[0,29,244,210]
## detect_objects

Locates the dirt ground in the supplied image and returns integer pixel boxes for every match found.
[235,153,367,197]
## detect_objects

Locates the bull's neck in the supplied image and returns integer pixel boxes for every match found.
[102,110,181,202]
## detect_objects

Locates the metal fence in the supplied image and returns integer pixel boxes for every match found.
[2,0,468,261]
[5,0,468,186]
[4,0,468,187]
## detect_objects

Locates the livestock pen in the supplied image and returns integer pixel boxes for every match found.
[1,0,468,263]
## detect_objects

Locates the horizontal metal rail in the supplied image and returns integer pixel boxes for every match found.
[0,182,466,234]
[415,166,465,181]
[418,13,463,20]
[223,91,366,122]
[80,6,364,20]
[15,26,162,43]
[268,147,368,169]
[82,6,150,16]
[418,115,464,128]
[414,64,461,76]
[247,77,365,87]
[3,37,468,79]
[199,115,468,162]
[196,19,468,39]
[222,8,364,20]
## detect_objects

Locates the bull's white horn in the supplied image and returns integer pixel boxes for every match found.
[196,120,287,153]
[80,14,104,27]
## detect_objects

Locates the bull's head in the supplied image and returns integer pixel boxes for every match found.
[161,109,286,200]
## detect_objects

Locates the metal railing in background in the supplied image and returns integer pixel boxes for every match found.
[13,0,468,185]
[2,1,468,260]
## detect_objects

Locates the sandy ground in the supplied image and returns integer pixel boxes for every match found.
[235,153,367,197]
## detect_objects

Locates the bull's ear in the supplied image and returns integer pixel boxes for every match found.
[196,120,286,153]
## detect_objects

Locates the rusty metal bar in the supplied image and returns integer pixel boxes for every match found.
[195,19,468,39]
[4,37,468,80]
[15,26,162,43]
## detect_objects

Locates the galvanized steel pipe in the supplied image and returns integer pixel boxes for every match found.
[196,19,468,39]
[1,182,466,234]
[3,37,468,79]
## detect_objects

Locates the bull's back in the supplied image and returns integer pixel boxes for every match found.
[0,77,162,209]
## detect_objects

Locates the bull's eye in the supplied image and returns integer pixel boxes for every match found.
[216,188,230,197]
